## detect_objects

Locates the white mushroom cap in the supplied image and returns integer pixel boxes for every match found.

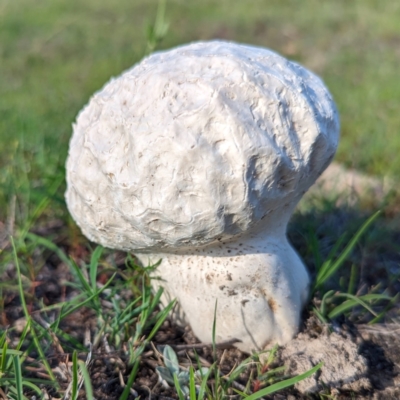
[66,41,339,253]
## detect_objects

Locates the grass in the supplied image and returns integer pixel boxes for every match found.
[1,240,325,399]
[0,0,400,398]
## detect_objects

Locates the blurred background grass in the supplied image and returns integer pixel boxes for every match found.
[1,0,400,224]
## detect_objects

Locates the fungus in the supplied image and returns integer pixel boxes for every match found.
[65,41,339,353]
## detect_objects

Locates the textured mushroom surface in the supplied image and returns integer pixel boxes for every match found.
[66,41,339,252]
[66,41,340,352]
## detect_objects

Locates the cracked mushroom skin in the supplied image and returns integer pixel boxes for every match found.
[65,41,339,353]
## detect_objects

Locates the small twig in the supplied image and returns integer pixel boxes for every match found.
[358,323,400,336]
[85,343,93,367]
[227,378,248,393]
[143,358,159,369]
[139,385,152,399]
[119,371,139,397]
[51,331,66,355]
[35,371,52,380]
[150,342,163,365]
[118,370,125,388]
[142,350,154,357]
[187,350,212,368]
[84,326,91,349]
[102,334,112,354]
[33,314,66,355]
[219,349,227,366]
[25,366,48,373]
[172,337,241,351]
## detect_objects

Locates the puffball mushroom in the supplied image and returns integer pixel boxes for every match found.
[66,41,339,353]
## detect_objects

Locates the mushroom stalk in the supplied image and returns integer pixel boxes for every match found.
[136,207,309,353]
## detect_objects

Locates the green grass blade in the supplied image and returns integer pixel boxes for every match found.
[327,293,390,319]
[315,211,381,290]
[89,246,103,292]
[146,299,176,342]
[197,364,213,400]
[356,294,392,301]
[20,175,63,240]
[368,292,400,325]
[11,237,29,317]
[12,237,57,383]
[26,325,56,382]
[25,232,73,269]
[149,287,164,315]
[1,340,8,373]
[0,348,24,357]
[16,318,31,352]
[258,366,286,381]
[189,366,196,399]
[21,380,43,396]
[212,300,217,362]
[312,307,329,324]
[59,273,116,320]
[70,258,94,295]
[214,365,220,399]
[242,362,323,399]
[320,290,335,317]
[329,294,393,318]
[13,355,23,400]
[139,280,150,327]
[72,351,79,400]
[225,362,249,387]
[315,232,347,279]
[347,264,358,295]
[0,331,6,348]
[78,360,94,399]
[7,332,28,371]
[307,231,322,271]
[173,373,186,400]
[120,356,140,400]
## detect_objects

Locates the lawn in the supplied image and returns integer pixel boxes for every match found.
[0,0,399,398]
[2,0,400,221]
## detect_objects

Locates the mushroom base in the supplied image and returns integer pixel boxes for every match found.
[135,233,309,353]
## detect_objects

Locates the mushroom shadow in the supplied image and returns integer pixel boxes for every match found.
[288,202,400,297]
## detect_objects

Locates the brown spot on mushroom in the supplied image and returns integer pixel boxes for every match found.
[205,273,214,283]
[226,273,232,281]
[227,289,237,296]
[241,299,249,307]
[219,285,226,290]
[268,298,277,313]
